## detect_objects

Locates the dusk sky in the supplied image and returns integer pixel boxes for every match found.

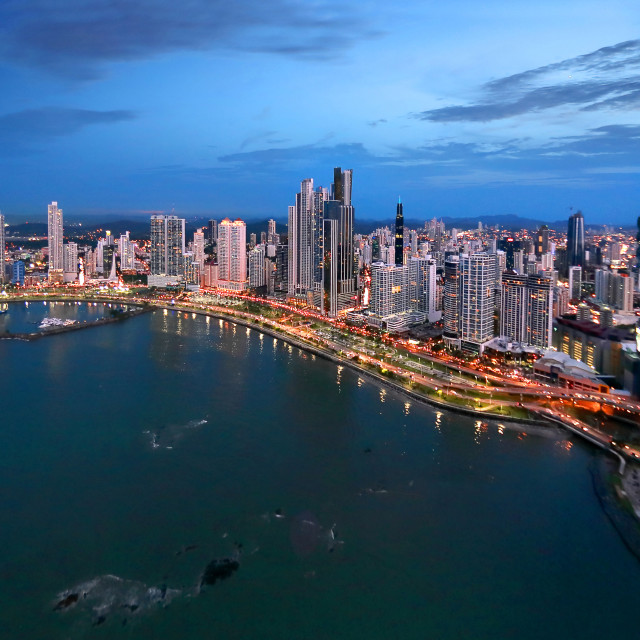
[1,1,639,225]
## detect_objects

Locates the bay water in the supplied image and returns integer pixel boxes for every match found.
[0,303,638,639]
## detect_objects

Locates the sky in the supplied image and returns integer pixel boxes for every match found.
[1,0,640,225]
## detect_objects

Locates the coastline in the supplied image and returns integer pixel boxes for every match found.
[591,456,640,563]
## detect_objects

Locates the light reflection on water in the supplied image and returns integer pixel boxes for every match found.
[1,305,639,639]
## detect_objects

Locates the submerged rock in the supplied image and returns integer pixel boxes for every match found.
[53,593,79,611]
[200,558,240,587]
[53,574,181,627]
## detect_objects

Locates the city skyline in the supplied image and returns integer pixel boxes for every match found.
[0,2,639,224]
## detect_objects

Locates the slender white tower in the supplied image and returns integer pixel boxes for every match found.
[48,202,64,282]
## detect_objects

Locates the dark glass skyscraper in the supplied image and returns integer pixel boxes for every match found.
[395,197,403,266]
[567,211,585,267]
[535,225,549,257]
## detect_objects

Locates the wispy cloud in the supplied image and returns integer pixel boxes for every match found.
[0,107,136,154]
[0,0,374,79]
[415,40,640,122]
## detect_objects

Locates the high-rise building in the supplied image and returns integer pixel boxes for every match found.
[217,218,247,290]
[268,218,277,242]
[208,219,217,244]
[443,257,461,345]
[332,167,352,205]
[568,265,582,300]
[567,211,585,267]
[312,186,330,285]
[119,232,135,271]
[408,257,437,316]
[288,178,315,297]
[460,253,495,349]
[500,271,527,343]
[63,242,78,282]
[395,197,404,266]
[47,201,64,282]
[248,244,266,289]
[0,212,5,284]
[370,262,408,318]
[12,260,25,286]
[193,228,205,271]
[526,274,553,348]
[597,270,634,312]
[150,214,185,284]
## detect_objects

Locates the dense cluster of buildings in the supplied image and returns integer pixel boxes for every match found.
[1,173,639,394]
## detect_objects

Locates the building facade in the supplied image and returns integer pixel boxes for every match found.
[48,201,64,282]
[217,218,247,290]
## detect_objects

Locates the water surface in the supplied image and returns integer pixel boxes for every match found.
[0,305,637,639]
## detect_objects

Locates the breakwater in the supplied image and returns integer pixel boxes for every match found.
[0,304,151,341]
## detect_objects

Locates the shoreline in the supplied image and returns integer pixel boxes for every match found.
[157,302,541,426]
[0,301,151,341]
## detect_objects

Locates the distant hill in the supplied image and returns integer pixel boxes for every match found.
[6,214,630,243]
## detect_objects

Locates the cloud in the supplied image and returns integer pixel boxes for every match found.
[219,142,374,166]
[0,0,373,79]
[240,130,278,150]
[0,107,136,154]
[367,119,387,127]
[415,40,640,122]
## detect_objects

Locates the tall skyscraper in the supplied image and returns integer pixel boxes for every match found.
[0,212,5,284]
[443,257,461,345]
[460,253,495,349]
[248,244,266,289]
[567,211,585,267]
[119,232,135,271]
[208,219,217,244]
[408,257,437,316]
[63,242,78,282]
[47,201,64,282]
[332,167,352,205]
[268,218,277,241]
[193,228,205,271]
[288,178,315,297]
[150,214,185,284]
[526,274,553,348]
[395,197,404,266]
[500,271,527,343]
[218,218,247,290]
[636,216,640,292]
[568,265,582,300]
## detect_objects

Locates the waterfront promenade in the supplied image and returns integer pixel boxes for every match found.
[4,287,640,480]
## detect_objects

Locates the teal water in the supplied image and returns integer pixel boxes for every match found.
[0,305,638,639]
[0,300,129,334]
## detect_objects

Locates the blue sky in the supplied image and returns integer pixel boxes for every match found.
[1,0,639,225]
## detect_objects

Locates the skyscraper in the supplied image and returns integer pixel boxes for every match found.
[0,212,5,284]
[408,257,437,316]
[218,218,247,290]
[370,262,409,318]
[288,178,315,297]
[119,232,135,271]
[63,242,78,282]
[193,228,205,271]
[248,244,266,289]
[395,197,404,266]
[207,219,217,244]
[568,265,582,300]
[150,214,185,285]
[460,253,495,350]
[500,271,527,343]
[526,274,553,348]
[443,257,461,346]
[47,201,64,282]
[567,211,585,267]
